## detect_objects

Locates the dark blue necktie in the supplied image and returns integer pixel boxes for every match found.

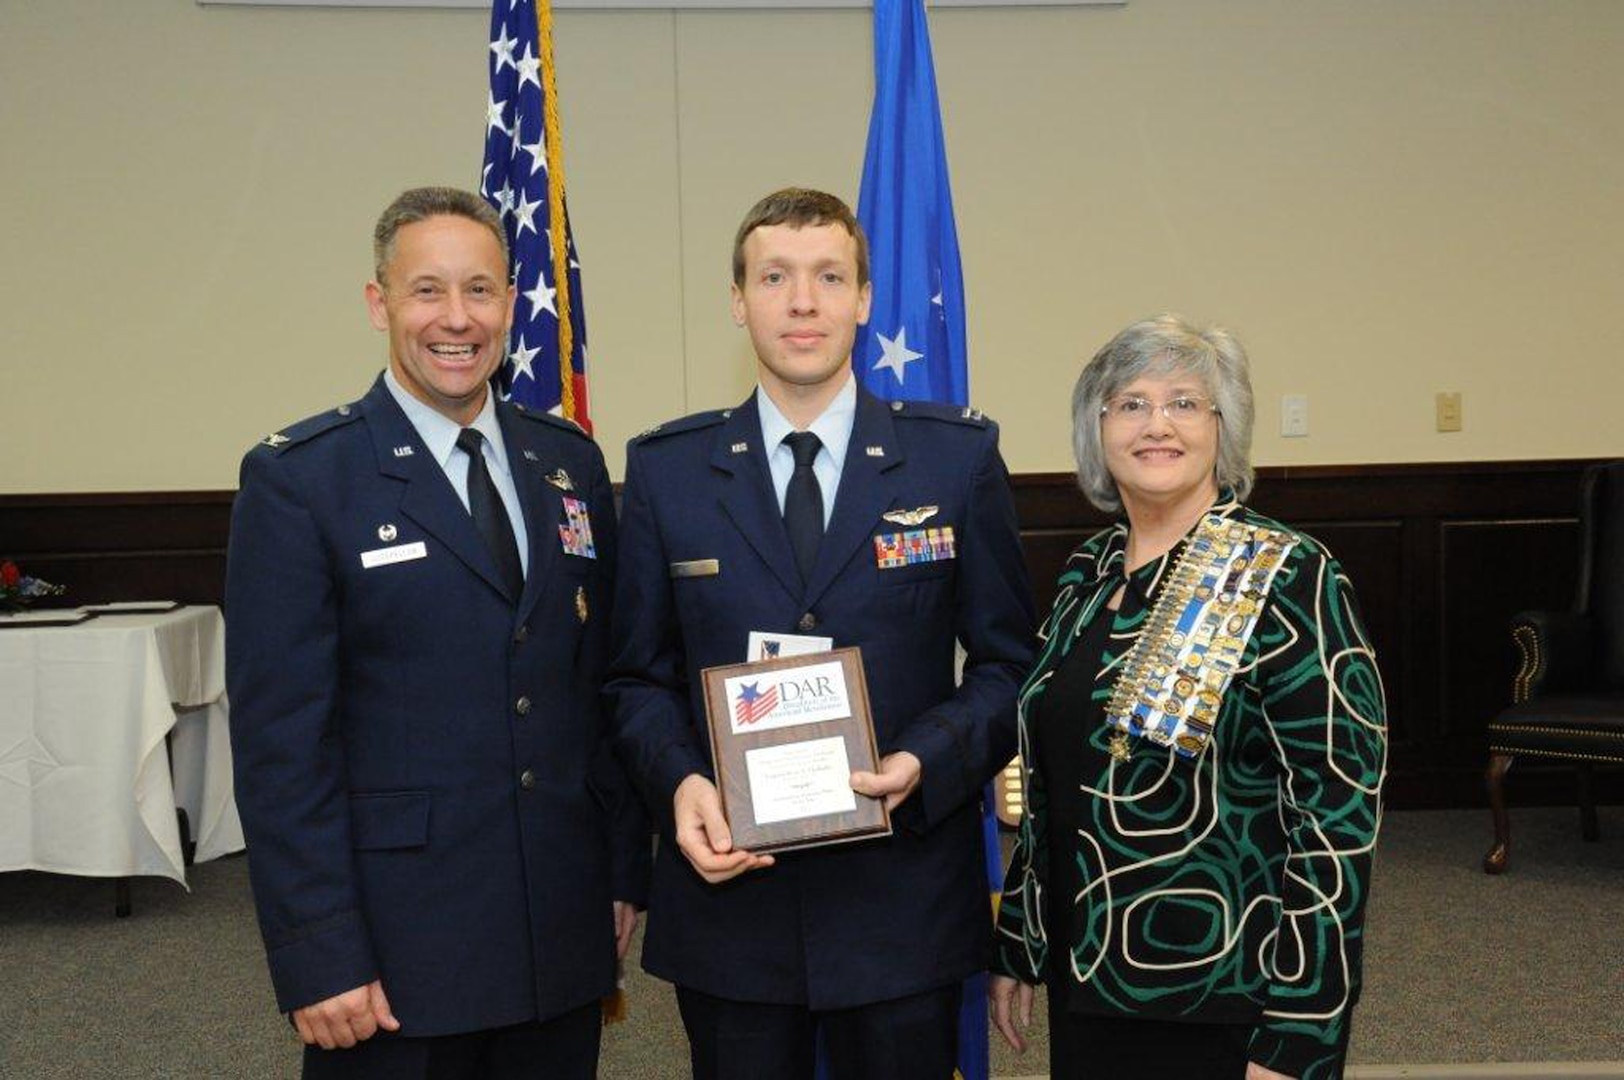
[456,428,523,600]
[783,431,824,585]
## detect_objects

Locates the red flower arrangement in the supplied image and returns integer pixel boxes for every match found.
[0,559,67,612]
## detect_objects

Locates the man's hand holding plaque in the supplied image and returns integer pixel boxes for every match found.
[848,750,922,813]
[672,774,777,884]
[698,647,891,856]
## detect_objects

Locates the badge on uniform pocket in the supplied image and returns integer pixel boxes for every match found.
[558,495,596,559]
[873,526,956,569]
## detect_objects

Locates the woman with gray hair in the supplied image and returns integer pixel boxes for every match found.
[988,315,1386,1080]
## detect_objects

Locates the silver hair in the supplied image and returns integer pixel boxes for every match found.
[373,186,509,285]
[1071,313,1255,514]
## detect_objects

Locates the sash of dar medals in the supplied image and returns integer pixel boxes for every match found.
[1103,514,1298,760]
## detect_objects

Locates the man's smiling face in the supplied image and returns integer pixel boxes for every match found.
[366,214,515,426]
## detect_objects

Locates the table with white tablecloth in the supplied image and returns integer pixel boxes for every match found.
[0,605,244,886]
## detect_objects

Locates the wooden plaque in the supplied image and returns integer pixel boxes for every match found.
[700,646,890,854]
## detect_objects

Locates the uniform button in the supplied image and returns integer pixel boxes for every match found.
[516,696,532,716]
[519,769,536,790]
[513,624,530,644]
[798,612,817,632]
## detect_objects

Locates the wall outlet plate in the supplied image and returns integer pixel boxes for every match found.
[1282,394,1309,437]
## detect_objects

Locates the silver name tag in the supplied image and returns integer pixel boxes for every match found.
[360,541,428,569]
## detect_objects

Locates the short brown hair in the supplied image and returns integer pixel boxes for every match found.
[373,186,509,285]
[731,188,869,287]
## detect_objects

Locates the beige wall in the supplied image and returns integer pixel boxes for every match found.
[3,0,1622,493]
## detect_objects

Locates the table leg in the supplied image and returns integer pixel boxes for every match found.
[177,807,196,866]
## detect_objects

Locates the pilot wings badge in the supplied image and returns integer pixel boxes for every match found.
[882,505,939,528]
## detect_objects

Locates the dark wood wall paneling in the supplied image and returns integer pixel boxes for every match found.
[1015,461,1609,808]
[3,459,1616,810]
[0,492,232,609]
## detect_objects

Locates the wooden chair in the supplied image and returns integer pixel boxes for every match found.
[1484,461,1624,873]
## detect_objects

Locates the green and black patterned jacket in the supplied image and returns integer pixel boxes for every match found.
[994,498,1386,1080]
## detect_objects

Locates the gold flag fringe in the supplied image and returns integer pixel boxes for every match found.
[533,0,577,423]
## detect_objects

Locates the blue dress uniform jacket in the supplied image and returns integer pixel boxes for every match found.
[226,374,648,1038]
[605,386,1036,1009]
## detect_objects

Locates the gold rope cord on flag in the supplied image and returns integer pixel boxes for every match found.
[534,0,576,422]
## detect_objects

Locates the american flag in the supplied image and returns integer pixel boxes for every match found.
[733,682,779,727]
[481,0,592,429]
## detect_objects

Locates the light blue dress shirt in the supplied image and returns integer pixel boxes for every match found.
[755,372,856,530]
[384,369,530,576]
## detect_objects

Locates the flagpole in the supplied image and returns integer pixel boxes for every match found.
[853,2,994,1077]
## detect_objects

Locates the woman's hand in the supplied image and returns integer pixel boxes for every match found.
[1245,1063,1295,1080]
[988,974,1035,1053]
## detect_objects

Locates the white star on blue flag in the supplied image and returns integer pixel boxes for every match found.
[853,0,968,409]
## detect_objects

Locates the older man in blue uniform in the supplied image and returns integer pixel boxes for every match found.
[227,187,646,1080]
[606,188,1035,1080]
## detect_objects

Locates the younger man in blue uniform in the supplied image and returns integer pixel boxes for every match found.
[606,188,1035,1079]
[227,187,646,1079]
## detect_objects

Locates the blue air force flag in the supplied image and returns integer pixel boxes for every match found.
[854,4,995,1079]
[853,0,969,408]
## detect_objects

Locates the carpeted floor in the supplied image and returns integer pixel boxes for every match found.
[1,806,1620,1078]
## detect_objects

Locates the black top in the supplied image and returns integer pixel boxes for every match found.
[1034,585,1122,1008]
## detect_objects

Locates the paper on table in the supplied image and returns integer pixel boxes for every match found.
[0,609,94,626]
[79,601,181,614]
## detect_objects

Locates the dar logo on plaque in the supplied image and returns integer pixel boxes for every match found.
[733,682,779,727]
[726,661,851,735]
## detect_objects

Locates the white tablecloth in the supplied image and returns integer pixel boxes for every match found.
[0,606,245,885]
